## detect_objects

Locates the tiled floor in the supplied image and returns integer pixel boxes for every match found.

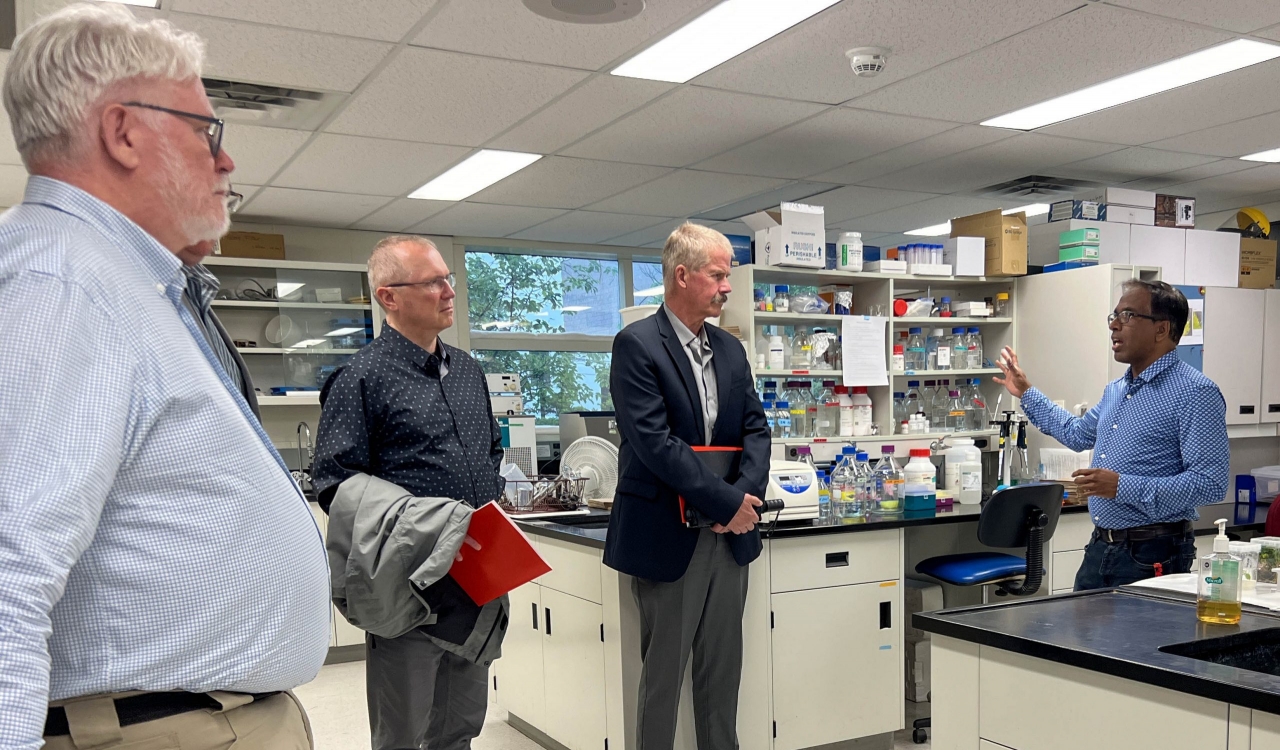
[294,662,931,750]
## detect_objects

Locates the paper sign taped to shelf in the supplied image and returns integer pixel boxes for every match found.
[841,316,888,387]
[1181,299,1204,346]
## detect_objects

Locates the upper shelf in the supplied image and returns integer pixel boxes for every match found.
[753,311,846,323]
[893,317,1012,325]
[205,256,367,273]
[746,265,1015,287]
[213,300,373,311]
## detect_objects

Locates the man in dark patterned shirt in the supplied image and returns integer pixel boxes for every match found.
[313,235,506,750]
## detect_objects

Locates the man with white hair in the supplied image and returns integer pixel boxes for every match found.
[0,4,330,749]
[605,222,771,750]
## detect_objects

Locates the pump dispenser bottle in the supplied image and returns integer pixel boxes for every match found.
[1197,519,1242,625]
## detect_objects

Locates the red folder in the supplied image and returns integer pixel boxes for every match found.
[449,502,553,606]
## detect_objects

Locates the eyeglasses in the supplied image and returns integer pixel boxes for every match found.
[383,273,456,294]
[1107,310,1164,325]
[226,190,244,213]
[122,102,225,157]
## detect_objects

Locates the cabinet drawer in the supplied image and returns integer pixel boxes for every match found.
[1051,550,1084,592]
[537,536,603,604]
[1054,513,1095,552]
[769,530,900,593]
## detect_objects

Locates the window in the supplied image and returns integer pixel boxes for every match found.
[473,350,613,425]
[465,249,621,335]
[633,260,664,306]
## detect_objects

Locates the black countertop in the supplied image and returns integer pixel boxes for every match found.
[915,587,1280,715]
[517,499,1270,550]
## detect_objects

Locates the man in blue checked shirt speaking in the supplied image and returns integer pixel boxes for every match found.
[0,4,330,749]
[994,279,1229,591]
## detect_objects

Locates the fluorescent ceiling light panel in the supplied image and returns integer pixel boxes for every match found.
[611,0,842,83]
[409,150,542,201]
[982,39,1280,131]
[1241,147,1280,163]
[325,327,364,337]
[904,222,951,237]
[1005,203,1050,217]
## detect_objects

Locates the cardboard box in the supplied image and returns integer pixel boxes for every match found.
[950,209,1027,277]
[726,234,752,267]
[1087,187,1156,209]
[743,202,825,268]
[1104,205,1156,225]
[944,236,985,277]
[1049,199,1105,222]
[1240,237,1278,290]
[217,231,286,260]
[1156,195,1195,228]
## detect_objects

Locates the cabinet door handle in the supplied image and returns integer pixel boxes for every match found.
[1269,404,1280,414]
[880,601,892,630]
[825,552,849,568]
[545,607,552,636]
[532,602,538,631]
[1241,404,1257,415]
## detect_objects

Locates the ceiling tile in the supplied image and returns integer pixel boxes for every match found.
[694,108,954,179]
[0,164,27,207]
[350,198,453,232]
[232,184,263,206]
[170,0,437,41]
[586,170,788,217]
[468,157,670,210]
[222,124,312,185]
[849,4,1230,123]
[1108,0,1280,33]
[865,134,1123,193]
[410,203,569,237]
[1149,110,1280,158]
[510,211,668,244]
[814,186,941,225]
[563,87,826,168]
[488,75,674,155]
[170,13,393,92]
[846,195,1007,234]
[274,134,470,196]
[413,0,711,70]
[1052,148,1221,182]
[1262,24,1280,42]
[1041,58,1280,146]
[709,220,754,239]
[1120,159,1260,191]
[1157,165,1280,211]
[695,0,1079,105]
[327,47,588,145]
[238,188,391,227]
[602,219,686,248]
[808,126,1014,185]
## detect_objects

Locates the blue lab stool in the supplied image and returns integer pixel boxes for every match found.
[909,483,1065,744]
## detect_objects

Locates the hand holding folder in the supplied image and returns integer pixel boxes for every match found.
[449,502,552,606]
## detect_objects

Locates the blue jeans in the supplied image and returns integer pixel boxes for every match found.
[1073,530,1198,591]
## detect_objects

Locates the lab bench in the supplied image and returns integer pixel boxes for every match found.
[498,502,1268,750]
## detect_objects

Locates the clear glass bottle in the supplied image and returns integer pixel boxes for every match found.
[967,327,984,370]
[855,451,875,518]
[789,392,809,440]
[763,400,777,437]
[904,381,922,424]
[774,285,791,312]
[950,327,968,372]
[906,327,927,371]
[774,401,792,439]
[994,292,1010,318]
[815,380,838,438]
[967,379,988,432]
[938,296,951,317]
[791,327,812,369]
[946,389,967,431]
[930,327,951,371]
[893,391,908,432]
[830,447,857,522]
[872,446,903,514]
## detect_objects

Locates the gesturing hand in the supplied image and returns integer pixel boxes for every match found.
[713,494,764,535]
[993,346,1031,399]
[1073,468,1119,499]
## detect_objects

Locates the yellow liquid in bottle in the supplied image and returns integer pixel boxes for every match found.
[1197,599,1242,625]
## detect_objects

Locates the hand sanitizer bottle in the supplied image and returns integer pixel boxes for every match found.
[1198,518,1242,625]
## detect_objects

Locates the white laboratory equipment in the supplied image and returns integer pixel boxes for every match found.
[766,459,820,521]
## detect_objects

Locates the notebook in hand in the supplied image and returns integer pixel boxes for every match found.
[449,502,552,606]
[678,446,743,529]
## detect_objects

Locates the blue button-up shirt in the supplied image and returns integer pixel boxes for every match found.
[1021,350,1229,530]
[0,177,331,749]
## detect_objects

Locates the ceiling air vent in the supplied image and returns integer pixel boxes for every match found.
[523,0,644,24]
[202,78,346,131]
[975,174,1105,201]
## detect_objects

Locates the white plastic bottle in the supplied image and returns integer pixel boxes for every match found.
[767,333,786,371]
[838,231,863,272]
[944,437,983,504]
[837,386,855,437]
[850,386,874,436]
[903,448,938,511]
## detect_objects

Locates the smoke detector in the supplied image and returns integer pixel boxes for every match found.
[523,0,644,24]
[845,46,891,78]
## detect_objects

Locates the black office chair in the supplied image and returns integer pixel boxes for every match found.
[909,483,1065,744]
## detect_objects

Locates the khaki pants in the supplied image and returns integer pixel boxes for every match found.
[44,691,313,750]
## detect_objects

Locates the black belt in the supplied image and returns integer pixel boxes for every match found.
[1096,520,1192,543]
[44,692,279,737]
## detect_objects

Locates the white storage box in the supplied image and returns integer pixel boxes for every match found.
[866,259,907,274]
[743,202,826,268]
[620,305,659,328]
[944,236,985,277]
[1088,187,1157,209]
[1105,206,1156,225]
[906,262,952,276]
[1252,465,1280,501]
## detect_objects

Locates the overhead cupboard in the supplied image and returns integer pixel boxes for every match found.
[1028,222,1242,288]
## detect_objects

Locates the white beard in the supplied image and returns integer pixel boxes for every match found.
[152,135,231,246]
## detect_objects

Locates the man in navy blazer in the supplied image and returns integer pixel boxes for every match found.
[605,222,771,750]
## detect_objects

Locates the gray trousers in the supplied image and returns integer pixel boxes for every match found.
[366,628,489,750]
[633,529,750,750]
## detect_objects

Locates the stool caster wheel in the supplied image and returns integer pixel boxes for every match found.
[912,728,928,744]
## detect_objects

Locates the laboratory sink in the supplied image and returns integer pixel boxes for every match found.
[1160,628,1280,677]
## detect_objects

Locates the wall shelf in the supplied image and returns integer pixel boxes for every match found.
[753,368,843,378]
[896,368,1000,378]
[893,317,1012,325]
[213,300,373,311]
[772,429,999,446]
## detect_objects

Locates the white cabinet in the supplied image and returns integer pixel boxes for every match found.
[1185,230,1240,288]
[770,582,902,750]
[542,587,607,750]
[1028,220,1130,267]
[498,583,547,727]
[1261,290,1280,424]
[1203,287,1265,425]
[1130,225,1186,285]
